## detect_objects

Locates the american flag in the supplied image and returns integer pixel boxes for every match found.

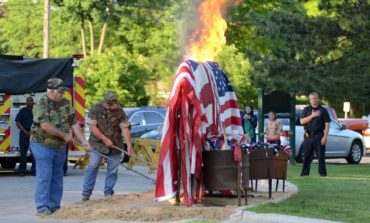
[207,62,243,135]
[155,60,244,206]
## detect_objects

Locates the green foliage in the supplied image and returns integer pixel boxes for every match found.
[228,0,370,116]
[1,0,368,114]
[216,45,257,107]
[0,0,43,57]
[249,163,370,223]
[75,46,150,107]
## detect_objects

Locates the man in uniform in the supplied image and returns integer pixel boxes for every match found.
[16,96,35,176]
[82,93,134,201]
[30,78,90,216]
[300,92,331,176]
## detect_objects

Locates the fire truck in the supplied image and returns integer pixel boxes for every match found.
[0,55,86,169]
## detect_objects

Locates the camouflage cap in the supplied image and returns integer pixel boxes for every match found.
[47,78,68,93]
[104,93,118,102]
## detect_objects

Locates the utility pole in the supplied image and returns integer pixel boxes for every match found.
[43,0,50,58]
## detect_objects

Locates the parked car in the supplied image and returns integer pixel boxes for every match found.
[143,110,365,164]
[296,105,369,136]
[281,116,365,164]
[85,107,166,163]
[363,114,370,148]
[123,107,167,138]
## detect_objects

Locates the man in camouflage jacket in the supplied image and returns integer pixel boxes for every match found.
[30,78,90,216]
[82,93,133,201]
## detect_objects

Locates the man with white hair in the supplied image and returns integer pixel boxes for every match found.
[300,92,331,177]
[30,78,90,216]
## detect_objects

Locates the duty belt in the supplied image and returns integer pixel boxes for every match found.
[304,131,323,138]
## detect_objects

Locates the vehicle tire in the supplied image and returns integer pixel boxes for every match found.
[346,140,363,164]
[0,158,17,169]
[295,144,303,163]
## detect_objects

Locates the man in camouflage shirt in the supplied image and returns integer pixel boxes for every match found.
[82,93,133,201]
[30,78,90,216]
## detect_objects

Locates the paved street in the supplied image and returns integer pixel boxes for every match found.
[0,165,155,223]
[0,154,368,223]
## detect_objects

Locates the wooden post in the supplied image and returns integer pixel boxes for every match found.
[237,160,241,206]
[290,92,296,164]
[258,89,264,142]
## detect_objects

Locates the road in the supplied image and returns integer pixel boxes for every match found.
[0,154,368,223]
[0,165,155,223]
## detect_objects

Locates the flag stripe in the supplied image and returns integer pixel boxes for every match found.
[155,60,244,206]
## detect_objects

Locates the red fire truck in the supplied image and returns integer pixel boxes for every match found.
[0,55,86,169]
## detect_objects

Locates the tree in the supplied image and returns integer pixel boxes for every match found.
[75,46,150,107]
[228,0,370,116]
[216,44,257,107]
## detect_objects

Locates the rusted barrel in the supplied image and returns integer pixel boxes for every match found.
[203,150,249,191]
[249,149,288,180]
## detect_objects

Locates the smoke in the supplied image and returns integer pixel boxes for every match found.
[177,0,203,59]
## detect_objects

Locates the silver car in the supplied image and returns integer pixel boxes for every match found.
[282,118,365,164]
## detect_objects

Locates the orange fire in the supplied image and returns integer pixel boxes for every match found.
[186,0,229,62]
[168,196,185,205]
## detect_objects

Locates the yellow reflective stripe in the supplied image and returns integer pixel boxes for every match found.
[0,135,10,152]
[75,82,84,98]
[74,101,85,118]
[0,96,11,114]
[64,91,72,103]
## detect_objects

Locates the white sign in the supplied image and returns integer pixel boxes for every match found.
[343,102,351,113]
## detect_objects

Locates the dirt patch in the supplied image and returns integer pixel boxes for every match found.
[52,181,295,222]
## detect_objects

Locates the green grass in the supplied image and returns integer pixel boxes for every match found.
[248,163,370,223]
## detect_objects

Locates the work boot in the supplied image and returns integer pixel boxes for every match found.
[36,209,52,217]
[82,195,90,202]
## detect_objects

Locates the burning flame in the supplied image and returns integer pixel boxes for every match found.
[186,0,229,62]
[168,197,185,205]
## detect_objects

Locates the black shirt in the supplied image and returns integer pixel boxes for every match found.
[15,107,33,131]
[300,105,331,133]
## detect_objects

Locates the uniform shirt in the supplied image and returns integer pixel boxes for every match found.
[31,94,77,149]
[87,102,128,154]
[15,107,33,132]
[300,104,331,133]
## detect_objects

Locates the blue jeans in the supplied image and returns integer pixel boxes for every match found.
[30,142,65,213]
[82,149,120,197]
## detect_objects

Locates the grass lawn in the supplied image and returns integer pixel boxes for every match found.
[247,163,370,223]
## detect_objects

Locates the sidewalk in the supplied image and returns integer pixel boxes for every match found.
[227,210,342,223]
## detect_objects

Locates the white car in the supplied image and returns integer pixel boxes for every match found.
[282,118,365,164]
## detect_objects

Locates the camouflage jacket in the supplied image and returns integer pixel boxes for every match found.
[88,102,128,154]
[31,94,77,149]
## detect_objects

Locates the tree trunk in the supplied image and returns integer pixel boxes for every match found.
[80,20,87,57]
[97,0,113,54]
[88,20,95,55]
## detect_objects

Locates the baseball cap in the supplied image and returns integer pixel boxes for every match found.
[47,78,68,93]
[104,93,118,102]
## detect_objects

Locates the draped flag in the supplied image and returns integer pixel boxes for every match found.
[155,60,244,206]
